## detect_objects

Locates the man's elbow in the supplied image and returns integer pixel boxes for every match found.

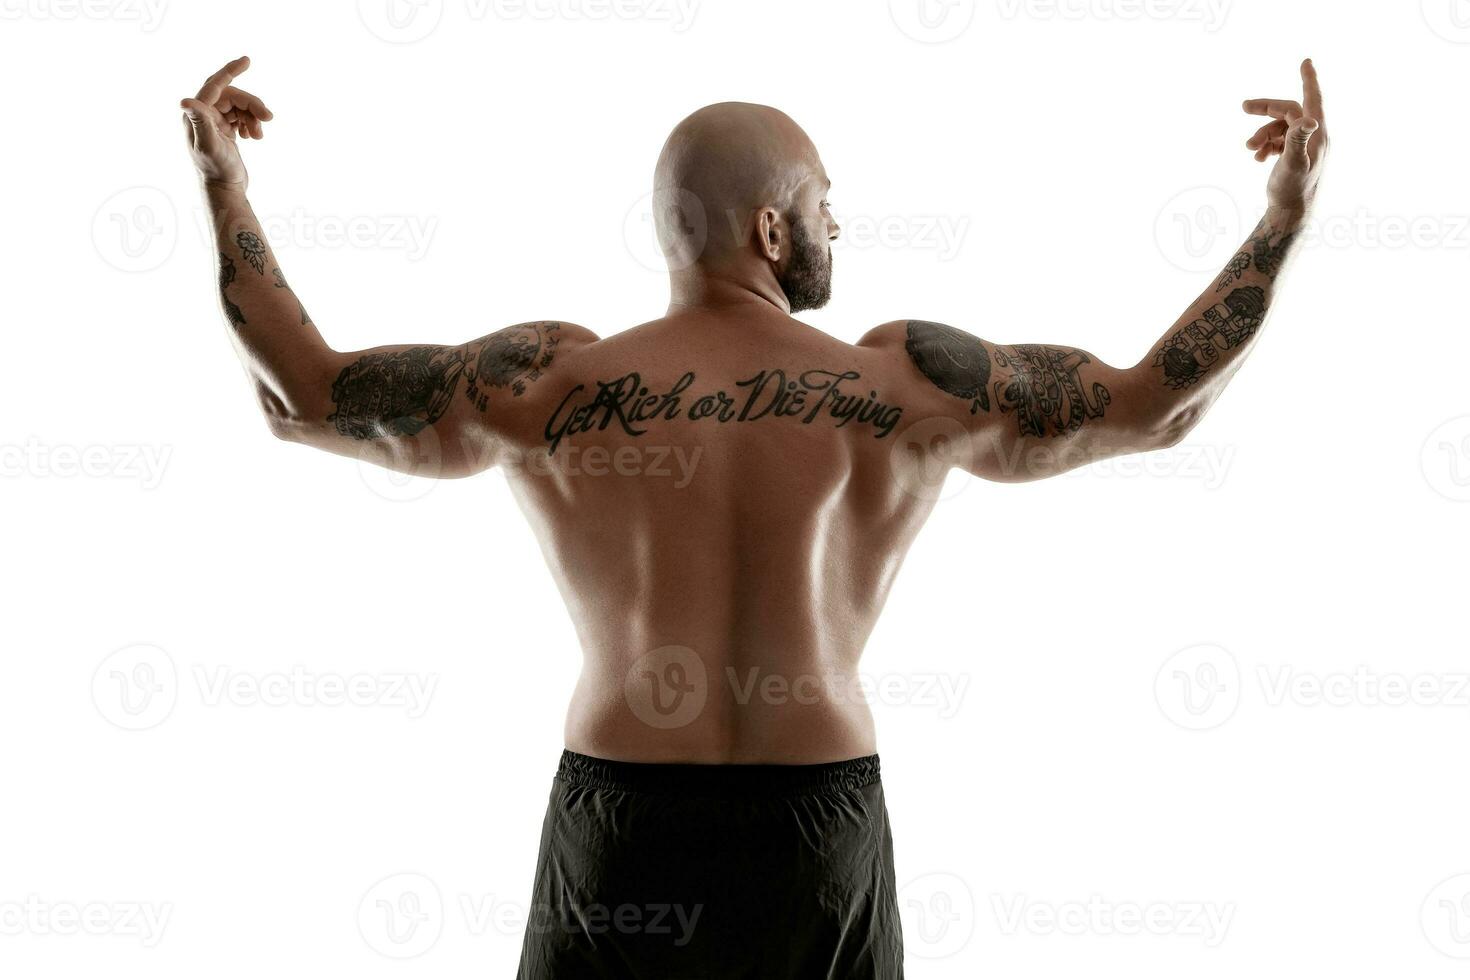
[256,386,315,443]
[1152,403,1204,449]
[263,410,309,442]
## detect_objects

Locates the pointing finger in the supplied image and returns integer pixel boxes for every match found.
[197,55,250,104]
[1300,58,1324,122]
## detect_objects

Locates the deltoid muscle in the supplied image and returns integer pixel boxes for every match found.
[1154,286,1267,390]
[475,327,544,392]
[904,320,991,414]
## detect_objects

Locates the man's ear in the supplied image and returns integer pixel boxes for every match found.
[754,206,784,262]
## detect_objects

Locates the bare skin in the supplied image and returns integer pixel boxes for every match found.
[182,58,1326,763]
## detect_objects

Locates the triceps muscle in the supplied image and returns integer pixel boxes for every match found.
[990,343,1112,439]
[325,321,562,445]
[327,345,470,441]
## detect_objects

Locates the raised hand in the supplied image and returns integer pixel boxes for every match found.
[180,56,274,189]
[1243,59,1327,213]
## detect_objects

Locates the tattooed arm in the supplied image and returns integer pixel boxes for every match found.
[867,59,1327,482]
[182,58,591,476]
[205,183,573,474]
[877,209,1299,481]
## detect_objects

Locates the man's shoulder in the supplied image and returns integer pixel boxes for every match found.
[855,320,910,351]
[856,318,977,354]
[475,321,599,374]
[491,320,599,348]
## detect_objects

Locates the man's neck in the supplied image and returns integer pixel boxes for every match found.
[666,269,791,318]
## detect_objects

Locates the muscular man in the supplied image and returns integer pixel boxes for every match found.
[181,57,1325,978]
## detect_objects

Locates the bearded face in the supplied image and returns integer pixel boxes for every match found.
[780,212,833,313]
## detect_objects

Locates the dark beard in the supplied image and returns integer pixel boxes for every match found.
[779,217,832,313]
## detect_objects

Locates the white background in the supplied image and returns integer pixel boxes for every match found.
[3,0,1470,976]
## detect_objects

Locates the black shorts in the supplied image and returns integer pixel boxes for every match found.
[516,750,904,979]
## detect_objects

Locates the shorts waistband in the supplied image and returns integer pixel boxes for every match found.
[555,749,881,796]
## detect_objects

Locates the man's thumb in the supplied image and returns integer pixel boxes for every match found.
[179,98,213,144]
[1285,117,1318,164]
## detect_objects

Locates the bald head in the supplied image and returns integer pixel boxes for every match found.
[652,102,829,269]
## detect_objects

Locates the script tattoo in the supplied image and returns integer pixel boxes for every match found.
[544,368,904,455]
[329,347,466,439]
[993,345,1111,438]
[271,267,311,325]
[904,320,991,414]
[218,252,245,326]
[236,231,267,275]
[1154,286,1267,389]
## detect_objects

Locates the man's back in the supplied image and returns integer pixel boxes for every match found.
[182,56,1324,977]
[500,308,936,763]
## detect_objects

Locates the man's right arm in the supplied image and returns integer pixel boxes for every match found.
[181,58,597,477]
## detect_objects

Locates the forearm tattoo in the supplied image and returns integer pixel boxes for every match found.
[1250,222,1296,279]
[1154,286,1267,389]
[327,322,559,440]
[544,367,903,455]
[1215,218,1297,291]
[904,320,1110,439]
[218,252,246,326]
[272,267,311,325]
[1214,252,1251,292]
[236,230,267,275]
